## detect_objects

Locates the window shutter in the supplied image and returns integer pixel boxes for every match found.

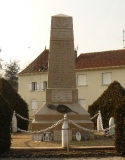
[31,100,34,110]
[29,82,32,91]
[107,73,111,83]
[41,82,47,91]
[31,100,37,110]
[77,75,86,86]
[102,73,111,85]
[41,82,44,91]
[82,75,86,85]
[37,82,39,91]
[34,100,37,110]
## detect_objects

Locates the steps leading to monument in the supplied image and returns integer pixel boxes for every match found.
[32,120,93,133]
[35,114,91,121]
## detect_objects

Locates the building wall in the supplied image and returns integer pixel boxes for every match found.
[76,67,125,110]
[18,73,47,119]
[18,67,125,119]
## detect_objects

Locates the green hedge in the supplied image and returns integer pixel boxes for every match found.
[114,97,125,156]
[88,81,125,129]
[0,78,29,130]
[0,95,11,154]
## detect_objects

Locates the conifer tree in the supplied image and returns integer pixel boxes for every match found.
[4,60,20,91]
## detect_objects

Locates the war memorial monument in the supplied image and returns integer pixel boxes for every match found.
[32,14,93,141]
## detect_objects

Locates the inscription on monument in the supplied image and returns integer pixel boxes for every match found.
[51,16,72,29]
[49,41,76,88]
[52,90,72,102]
[55,17,69,27]
[51,31,73,40]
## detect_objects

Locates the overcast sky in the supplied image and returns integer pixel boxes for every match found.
[0,0,125,70]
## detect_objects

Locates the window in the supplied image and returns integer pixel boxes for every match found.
[78,99,86,110]
[31,100,37,110]
[77,74,87,86]
[102,73,111,85]
[29,82,39,91]
[41,81,47,91]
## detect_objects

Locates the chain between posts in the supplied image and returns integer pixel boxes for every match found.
[15,112,32,122]
[90,113,99,120]
[12,118,64,134]
[12,111,115,134]
[11,119,115,134]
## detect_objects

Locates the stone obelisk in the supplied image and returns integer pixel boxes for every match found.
[32,14,93,140]
[46,14,78,104]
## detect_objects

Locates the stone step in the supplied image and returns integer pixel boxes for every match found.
[35,114,91,121]
[32,120,94,133]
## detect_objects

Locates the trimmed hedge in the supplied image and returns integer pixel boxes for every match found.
[114,97,125,156]
[0,78,29,130]
[88,81,125,129]
[0,95,11,154]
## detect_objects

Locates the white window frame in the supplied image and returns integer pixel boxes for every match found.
[31,100,38,110]
[102,72,112,85]
[32,82,37,91]
[77,74,87,86]
[29,82,39,91]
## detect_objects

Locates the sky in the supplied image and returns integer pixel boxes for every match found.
[0,0,125,70]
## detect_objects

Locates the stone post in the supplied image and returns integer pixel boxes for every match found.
[97,110,102,131]
[62,114,69,149]
[109,117,115,136]
[12,111,17,133]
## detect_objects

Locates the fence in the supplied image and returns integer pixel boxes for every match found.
[12,110,115,134]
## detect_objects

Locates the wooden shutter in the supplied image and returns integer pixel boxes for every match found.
[29,82,32,91]
[41,82,44,91]
[41,82,47,91]
[77,75,86,86]
[37,82,39,91]
[102,73,111,85]
[31,100,37,110]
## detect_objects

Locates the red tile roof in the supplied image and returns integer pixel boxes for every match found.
[19,49,125,75]
[76,49,125,69]
[19,49,49,75]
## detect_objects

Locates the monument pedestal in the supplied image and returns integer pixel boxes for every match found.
[32,103,94,140]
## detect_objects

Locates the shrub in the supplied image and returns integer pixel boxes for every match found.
[114,97,125,156]
[0,95,11,154]
[0,78,29,130]
[88,81,125,129]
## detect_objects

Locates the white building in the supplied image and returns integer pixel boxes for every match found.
[18,48,125,119]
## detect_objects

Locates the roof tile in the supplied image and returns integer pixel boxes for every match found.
[76,49,125,69]
[19,49,49,74]
[19,49,125,75]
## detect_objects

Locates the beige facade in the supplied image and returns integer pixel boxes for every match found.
[18,65,125,119]
[18,72,47,119]
[76,66,125,110]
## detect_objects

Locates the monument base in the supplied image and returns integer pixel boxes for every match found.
[32,103,94,141]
